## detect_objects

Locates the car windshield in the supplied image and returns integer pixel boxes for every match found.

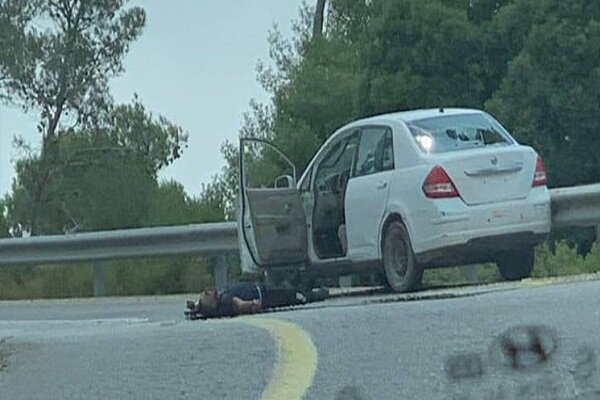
[408,113,513,154]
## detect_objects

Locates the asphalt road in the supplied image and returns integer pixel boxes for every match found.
[1,277,600,400]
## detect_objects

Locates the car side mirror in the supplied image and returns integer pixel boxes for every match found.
[275,175,295,188]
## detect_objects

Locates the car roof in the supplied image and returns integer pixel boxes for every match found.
[346,108,484,127]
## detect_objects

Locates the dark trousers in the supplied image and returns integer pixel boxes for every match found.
[259,284,303,309]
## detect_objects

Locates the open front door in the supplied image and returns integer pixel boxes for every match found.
[238,138,308,273]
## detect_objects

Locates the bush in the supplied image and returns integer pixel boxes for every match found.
[0,264,93,299]
[424,263,499,286]
[104,257,211,296]
[0,255,243,300]
[533,242,598,278]
[424,241,599,287]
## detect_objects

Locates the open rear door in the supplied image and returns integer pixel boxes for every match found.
[238,138,308,273]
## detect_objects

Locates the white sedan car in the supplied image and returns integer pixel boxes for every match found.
[238,108,551,292]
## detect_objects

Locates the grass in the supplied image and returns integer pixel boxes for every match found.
[0,256,228,300]
[425,241,600,286]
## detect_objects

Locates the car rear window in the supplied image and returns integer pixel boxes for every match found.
[407,113,514,154]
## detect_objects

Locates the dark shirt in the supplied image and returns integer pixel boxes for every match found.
[217,282,263,317]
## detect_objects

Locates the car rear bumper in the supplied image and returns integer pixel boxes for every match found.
[415,231,547,268]
[406,188,551,258]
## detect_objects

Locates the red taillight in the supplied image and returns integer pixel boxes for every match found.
[422,166,459,199]
[532,156,547,187]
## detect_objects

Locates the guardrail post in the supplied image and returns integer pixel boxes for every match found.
[93,261,106,297]
[597,225,600,271]
[339,275,352,288]
[212,256,228,291]
[464,265,478,283]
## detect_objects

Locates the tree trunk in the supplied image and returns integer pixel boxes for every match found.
[313,0,327,39]
[30,139,52,235]
[30,100,66,235]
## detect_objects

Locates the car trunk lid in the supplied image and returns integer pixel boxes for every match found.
[433,146,537,206]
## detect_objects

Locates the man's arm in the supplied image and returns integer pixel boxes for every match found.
[231,297,262,315]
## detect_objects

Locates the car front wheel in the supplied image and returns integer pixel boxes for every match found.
[496,247,535,281]
[382,220,423,292]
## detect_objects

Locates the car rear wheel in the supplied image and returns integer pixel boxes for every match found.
[496,247,535,281]
[382,221,423,292]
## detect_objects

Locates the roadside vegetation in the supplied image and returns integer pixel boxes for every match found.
[425,242,600,287]
[1,0,600,299]
[1,242,596,300]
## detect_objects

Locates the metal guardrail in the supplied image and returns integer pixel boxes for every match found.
[0,222,237,296]
[1,184,600,296]
[0,222,237,264]
[550,183,600,229]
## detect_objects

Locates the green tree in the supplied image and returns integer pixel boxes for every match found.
[0,0,146,234]
[467,0,512,23]
[143,181,192,227]
[5,100,187,234]
[143,178,228,227]
[6,137,156,234]
[360,0,485,114]
[190,179,228,223]
[487,0,600,188]
[106,96,188,177]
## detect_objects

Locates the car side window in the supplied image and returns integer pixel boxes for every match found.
[355,126,394,177]
[381,130,394,171]
[314,131,359,192]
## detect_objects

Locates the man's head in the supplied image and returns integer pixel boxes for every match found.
[198,288,218,316]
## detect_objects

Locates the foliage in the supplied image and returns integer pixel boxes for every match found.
[486,0,600,188]
[0,264,92,299]
[142,179,227,227]
[0,1,216,299]
[425,241,599,286]
[193,179,229,223]
[425,263,500,286]
[104,257,213,297]
[0,257,215,300]
[0,0,146,131]
[106,97,188,177]
[5,99,187,234]
[0,0,147,234]
[533,241,598,277]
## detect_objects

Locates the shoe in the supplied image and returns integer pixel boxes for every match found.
[295,292,307,303]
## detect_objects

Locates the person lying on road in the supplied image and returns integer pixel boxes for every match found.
[185,282,328,319]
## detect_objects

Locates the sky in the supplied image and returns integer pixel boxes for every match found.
[0,0,303,197]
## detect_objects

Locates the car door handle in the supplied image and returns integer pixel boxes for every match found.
[464,163,524,177]
[377,182,388,190]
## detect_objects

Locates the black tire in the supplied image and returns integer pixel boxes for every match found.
[382,221,423,292]
[496,247,535,281]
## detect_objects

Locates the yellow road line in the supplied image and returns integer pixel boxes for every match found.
[243,317,317,400]
[522,278,557,287]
